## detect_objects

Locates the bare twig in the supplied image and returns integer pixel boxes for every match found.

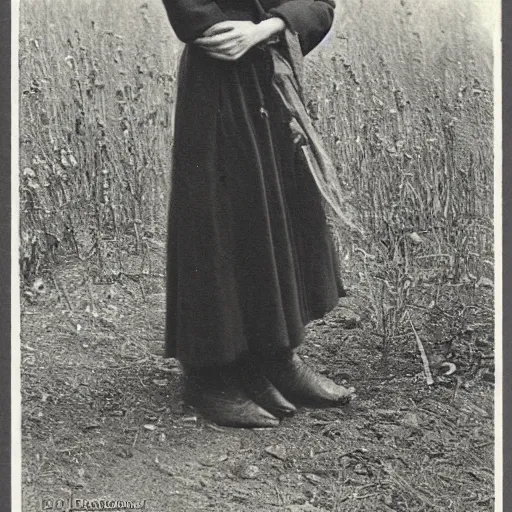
[51,272,73,312]
[407,311,434,386]
[451,376,462,403]
[86,276,97,315]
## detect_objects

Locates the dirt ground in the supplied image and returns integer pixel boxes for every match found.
[20,252,494,512]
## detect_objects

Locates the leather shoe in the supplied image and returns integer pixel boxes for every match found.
[184,372,279,428]
[236,365,296,418]
[265,353,353,408]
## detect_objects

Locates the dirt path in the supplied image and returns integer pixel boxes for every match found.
[21,257,494,512]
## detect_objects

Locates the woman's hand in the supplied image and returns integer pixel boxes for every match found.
[193,18,285,61]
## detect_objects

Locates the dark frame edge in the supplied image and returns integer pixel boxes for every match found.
[502,0,509,509]
[1,0,12,511]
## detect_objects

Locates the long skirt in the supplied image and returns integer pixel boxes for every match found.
[165,44,344,368]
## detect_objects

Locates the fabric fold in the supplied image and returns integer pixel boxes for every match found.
[267,31,364,236]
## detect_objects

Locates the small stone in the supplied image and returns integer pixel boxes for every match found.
[401,412,420,429]
[334,308,361,329]
[408,232,423,245]
[476,277,493,289]
[384,495,393,505]
[353,463,368,475]
[152,379,168,386]
[144,424,157,431]
[67,479,86,489]
[115,447,133,459]
[265,444,287,460]
[240,465,260,479]
[83,423,100,430]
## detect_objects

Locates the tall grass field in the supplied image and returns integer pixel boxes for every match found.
[19,0,494,351]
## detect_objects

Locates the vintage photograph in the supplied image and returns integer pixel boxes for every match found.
[17,0,498,510]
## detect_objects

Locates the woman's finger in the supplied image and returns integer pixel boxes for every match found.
[199,46,237,58]
[194,31,240,48]
[194,35,229,47]
[204,50,234,61]
[205,45,249,61]
[204,46,242,60]
[195,41,238,54]
[203,21,235,37]
[196,38,239,51]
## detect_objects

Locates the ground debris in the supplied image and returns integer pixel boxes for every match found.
[265,444,287,461]
[331,307,361,329]
[200,454,228,467]
[304,473,324,485]
[21,237,494,512]
[400,412,420,429]
[82,422,101,431]
[239,464,260,479]
[286,504,328,512]
[154,457,174,476]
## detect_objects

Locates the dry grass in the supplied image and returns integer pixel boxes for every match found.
[302,0,494,353]
[19,0,179,280]
[19,0,493,276]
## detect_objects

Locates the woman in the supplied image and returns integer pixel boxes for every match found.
[162,0,353,428]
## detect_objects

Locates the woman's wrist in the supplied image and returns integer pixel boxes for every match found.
[257,17,286,42]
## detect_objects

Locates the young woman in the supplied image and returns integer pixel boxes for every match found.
[162,0,353,428]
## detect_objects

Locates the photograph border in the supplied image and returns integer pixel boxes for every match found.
[2,0,12,511]
[3,0,506,510]
[501,0,509,507]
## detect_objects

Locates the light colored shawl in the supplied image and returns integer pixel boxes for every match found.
[268,30,363,236]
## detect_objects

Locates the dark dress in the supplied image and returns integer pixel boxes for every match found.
[162,0,345,367]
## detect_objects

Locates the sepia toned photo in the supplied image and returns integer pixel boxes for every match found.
[15,0,499,510]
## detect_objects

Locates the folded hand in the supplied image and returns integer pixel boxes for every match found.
[193,21,265,61]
